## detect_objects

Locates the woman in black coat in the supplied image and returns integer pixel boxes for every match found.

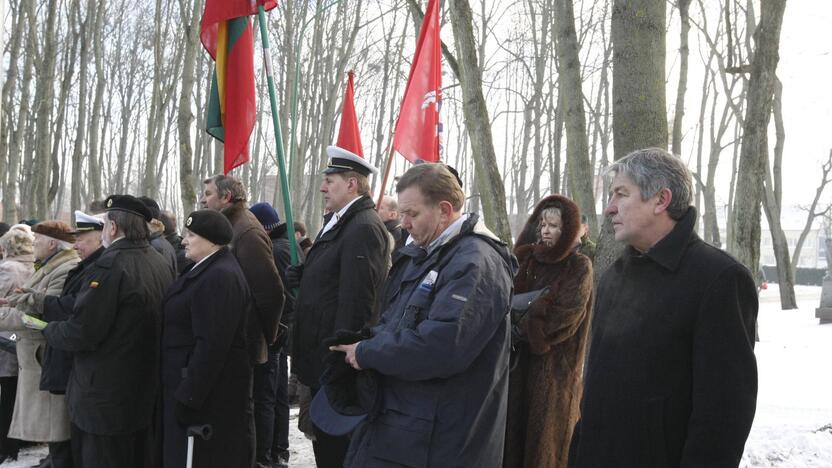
[161,210,253,468]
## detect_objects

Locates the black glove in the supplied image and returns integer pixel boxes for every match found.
[175,401,203,428]
[322,328,373,348]
[285,264,304,290]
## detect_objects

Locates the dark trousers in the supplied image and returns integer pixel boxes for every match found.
[311,387,350,468]
[253,349,278,465]
[0,376,19,457]
[271,351,289,462]
[71,423,151,468]
[49,440,73,468]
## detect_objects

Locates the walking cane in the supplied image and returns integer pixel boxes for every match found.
[185,424,213,468]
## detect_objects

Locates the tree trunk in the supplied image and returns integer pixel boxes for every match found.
[70,0,93,216]
[5,0,38,222]
[595,0,668,278]
[761,77,796,309]
[554,0,597,235]
[143,0,164,196]
[671,0,691,156]
[448,0,512,245]
[178,0,204,215]
[86,0,107,202]
[0,0,28,222]
[729,0,786,276]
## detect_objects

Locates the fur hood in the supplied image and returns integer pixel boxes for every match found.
[514,194,582,264]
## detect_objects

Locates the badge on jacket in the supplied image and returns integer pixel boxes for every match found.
[419,271,438,292]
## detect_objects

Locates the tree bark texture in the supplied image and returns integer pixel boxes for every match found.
[729,0,787,277]
[448,0,512,245]
[595,0,668,279]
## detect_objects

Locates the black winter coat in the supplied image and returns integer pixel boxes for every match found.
[160,247,252,468]
[40,247,104,393]
[293,195,389,388]
[568,208,758,468]
[269,224,305,327]
[151,232,178,276]
[42,239,175,435]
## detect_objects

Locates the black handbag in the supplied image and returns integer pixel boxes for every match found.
[509,287,550,371]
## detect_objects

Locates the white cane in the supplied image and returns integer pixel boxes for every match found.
[185,424,213,468]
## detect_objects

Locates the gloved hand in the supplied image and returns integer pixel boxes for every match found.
[285,264,304,290]
[322,328,373,348]
[175,401,203,428]
[10,288,46,315]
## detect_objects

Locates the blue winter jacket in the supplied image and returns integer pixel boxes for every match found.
[346,214,517,468]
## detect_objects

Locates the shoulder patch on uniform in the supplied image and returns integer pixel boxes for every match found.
[89,281,100,289]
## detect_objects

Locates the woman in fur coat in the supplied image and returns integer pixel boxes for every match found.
[503,194,594,468]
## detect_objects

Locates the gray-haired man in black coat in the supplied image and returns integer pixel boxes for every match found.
[568,148,758,468]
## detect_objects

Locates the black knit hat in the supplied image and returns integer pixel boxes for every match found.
[104,195,153,222]
[137,196,161,221]
[185,210,233,245]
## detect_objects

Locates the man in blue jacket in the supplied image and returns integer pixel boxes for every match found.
[331,163,516,467]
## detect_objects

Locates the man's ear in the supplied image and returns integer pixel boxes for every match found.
[221,191,234,204]
[654,188,673,215]
[438,200,455,220]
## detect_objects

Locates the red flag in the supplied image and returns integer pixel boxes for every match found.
[393,0,442,163]
[335,71,365,158]
[201,0,277,174]
[201,0,277,58]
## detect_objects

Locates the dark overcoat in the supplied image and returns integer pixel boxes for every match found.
[223,202,285,365]
[42,239,175,436]
[160,247,253,468]
[292,195,389,388]
[568,207,758,468]
[40,246,104,393]
[346,214,517,468]
[504,195,593,468]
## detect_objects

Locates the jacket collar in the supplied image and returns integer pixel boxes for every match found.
[221,201,248,224]
[316,195,376,243]
[166,247,230,297]
[635,207,698,272]
[39,248,79,273]
[78,247,104,269]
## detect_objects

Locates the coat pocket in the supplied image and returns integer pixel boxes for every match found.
[369,409,434,468]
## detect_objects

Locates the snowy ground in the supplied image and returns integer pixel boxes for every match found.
[5,285,832,467]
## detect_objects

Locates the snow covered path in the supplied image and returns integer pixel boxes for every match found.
[4,285,832,467]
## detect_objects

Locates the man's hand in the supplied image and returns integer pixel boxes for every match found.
[330,342,362,370]
[11,288,46,315]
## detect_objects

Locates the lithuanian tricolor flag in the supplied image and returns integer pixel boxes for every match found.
[201,0,278,174]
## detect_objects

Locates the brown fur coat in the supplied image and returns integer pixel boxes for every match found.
[504,195,594,468]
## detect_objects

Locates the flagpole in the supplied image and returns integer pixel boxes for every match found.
[257,6,299,266]
[375,128,397,211]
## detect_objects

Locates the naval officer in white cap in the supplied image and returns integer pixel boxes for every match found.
[287,143,390,467]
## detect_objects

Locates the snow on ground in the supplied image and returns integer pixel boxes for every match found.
[741,285,832,467]
[5,285,832,467]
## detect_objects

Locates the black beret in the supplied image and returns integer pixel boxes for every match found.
[137,196,161,221]
[185,210,233,246]
[104,195,153,222]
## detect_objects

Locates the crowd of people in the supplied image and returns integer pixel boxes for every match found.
[0,146,759,468]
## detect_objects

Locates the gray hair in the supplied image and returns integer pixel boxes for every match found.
[604,147,693,220]
[204,174,247,203]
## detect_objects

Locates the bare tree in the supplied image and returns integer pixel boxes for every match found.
[595,0,668,277]
[448,0,512,244]
[728,0,786,276]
